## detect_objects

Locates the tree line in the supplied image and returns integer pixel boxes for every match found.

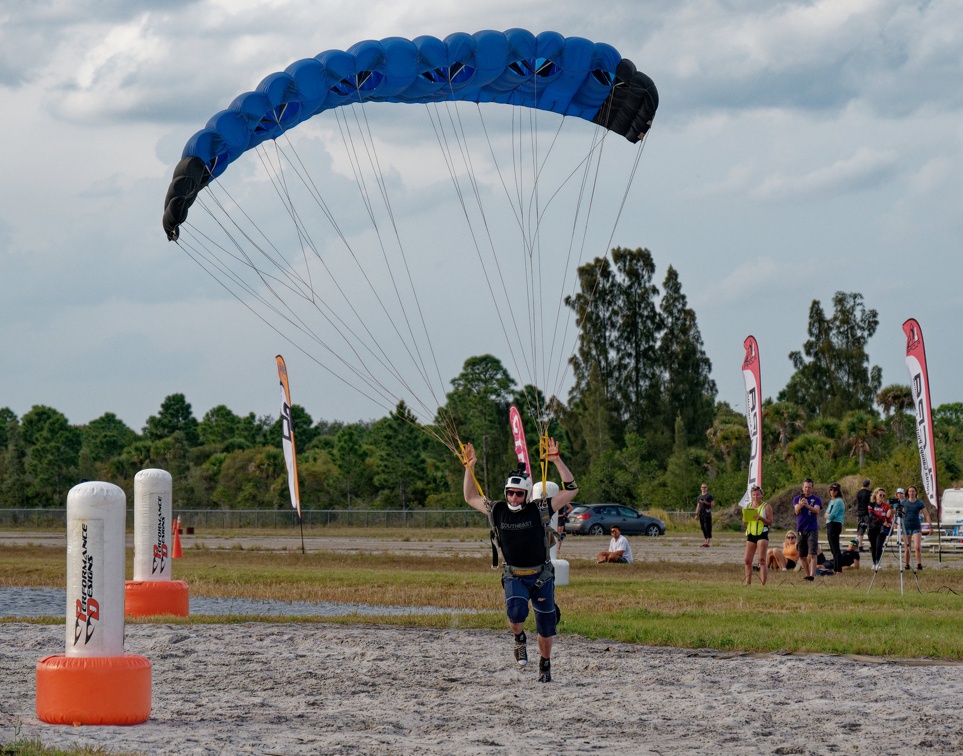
[2,247,960,516]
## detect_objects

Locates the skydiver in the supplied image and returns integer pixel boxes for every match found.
[462,437,578,682]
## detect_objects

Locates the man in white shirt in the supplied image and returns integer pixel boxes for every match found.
[596,525,633,563]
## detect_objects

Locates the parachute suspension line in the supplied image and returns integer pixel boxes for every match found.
[429,96,557,452]
[424,99,536,393]
[461,103,542,381]
[544,127,613,407]
[520,105,541,416]
[262,138,450,425]
[255,139,318,305]
[344,100,452,411]
[258,138,447,423]
[183,210,461,456]
[546,137,649,411]
[473,106,564,435]
[198,162,443,423]
[191,148,450,428]
[331,106,445,410]
[173,232,400,416]
[457,440,486,499]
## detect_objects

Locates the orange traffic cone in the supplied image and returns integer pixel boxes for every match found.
[172,515,183,558]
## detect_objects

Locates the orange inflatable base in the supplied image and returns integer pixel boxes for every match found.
[36,654,151,725]
[125,579,190,617]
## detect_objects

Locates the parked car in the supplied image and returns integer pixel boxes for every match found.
[566,503,666,536]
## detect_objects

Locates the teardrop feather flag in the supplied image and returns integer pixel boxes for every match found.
[903,319,939,519]
[276,355,302,519]
[739,335,762,508]
[509,405,532,477]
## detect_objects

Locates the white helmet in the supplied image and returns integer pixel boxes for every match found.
[532,481,559,501]
[504,469,532,511]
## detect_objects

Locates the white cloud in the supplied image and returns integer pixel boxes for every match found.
[3,0,963,426]
[750,146,900,202]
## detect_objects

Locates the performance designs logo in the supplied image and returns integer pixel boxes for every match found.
[152,494,168,575]
[73,523,100,646]
[905,322,921,353]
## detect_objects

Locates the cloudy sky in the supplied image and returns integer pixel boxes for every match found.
[2,0,961,433]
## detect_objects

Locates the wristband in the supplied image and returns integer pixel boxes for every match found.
[562,480,577,491]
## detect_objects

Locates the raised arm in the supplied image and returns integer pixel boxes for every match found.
[544,438,579,512]
[461,442,488,513]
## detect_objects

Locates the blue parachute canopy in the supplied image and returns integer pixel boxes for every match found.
[163,29,658,240]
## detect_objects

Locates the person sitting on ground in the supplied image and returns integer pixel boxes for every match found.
[597,525,632,563]
[815,540,861,574]
[838,539,861,570]
[766,530,800,571]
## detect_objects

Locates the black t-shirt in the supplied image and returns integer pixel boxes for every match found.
[839,550,859,568]
[697,494,713,519]
[855,488,871,517]
[491,500,547,568]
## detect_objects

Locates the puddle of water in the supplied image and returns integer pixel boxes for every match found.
[1,586,472,618]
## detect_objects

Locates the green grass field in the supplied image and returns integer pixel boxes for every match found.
[4,532,962,661]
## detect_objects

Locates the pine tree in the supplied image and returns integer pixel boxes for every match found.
[657,266,717,448]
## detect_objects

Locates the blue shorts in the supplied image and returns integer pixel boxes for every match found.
[503,573,557,637]
[905,527,921,536]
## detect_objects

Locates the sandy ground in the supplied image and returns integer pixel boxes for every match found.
[2,621,963,755]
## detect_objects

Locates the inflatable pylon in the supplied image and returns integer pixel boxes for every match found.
[172,516,183,558]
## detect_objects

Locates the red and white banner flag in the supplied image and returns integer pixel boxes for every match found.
[739,336,762,508]
[276,355,302,519]
[903,319,939,518]
[509,405,531,476]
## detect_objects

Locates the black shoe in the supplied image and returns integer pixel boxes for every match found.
[514,634,528,667]
[538,657,551,683]
[918,564,923,571]
[803,575,814,581]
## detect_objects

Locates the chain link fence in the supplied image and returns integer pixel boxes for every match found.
[0,508,695,530]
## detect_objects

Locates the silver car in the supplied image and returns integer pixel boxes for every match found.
[566,503,666,536]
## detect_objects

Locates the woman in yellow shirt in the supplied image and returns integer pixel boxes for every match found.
[744,485,773,585]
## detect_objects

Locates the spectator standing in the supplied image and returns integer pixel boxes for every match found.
[867,487,892,569]
[854,479,872,552]
[793,478,822,581]
[696,483,714,548]
[824,482,846,575]
[744,485,772,585]
[901,485,932,571]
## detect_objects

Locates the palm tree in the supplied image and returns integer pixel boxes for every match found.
[765,401,806,457]
[876,384,913,443]
[841,410,886,468]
